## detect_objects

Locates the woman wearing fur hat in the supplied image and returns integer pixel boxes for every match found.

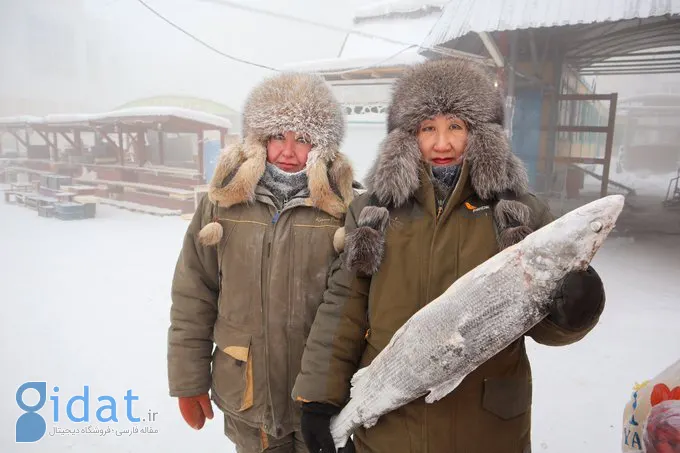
[292,58,606,453]
[167,72,359,452]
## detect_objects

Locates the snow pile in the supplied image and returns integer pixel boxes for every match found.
[355,0,448,20]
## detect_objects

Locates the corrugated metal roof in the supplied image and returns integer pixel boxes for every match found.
[423,0,680,47]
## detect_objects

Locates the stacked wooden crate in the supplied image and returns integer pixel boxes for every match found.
[54,202,87,220]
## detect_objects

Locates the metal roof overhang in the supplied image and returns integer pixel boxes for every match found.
[88,115,226,134]
[425,14,680,77]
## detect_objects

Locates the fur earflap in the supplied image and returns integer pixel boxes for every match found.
[329,153,356,205]
[465,123,529,200]
[365,129,422,207]
[306,150,348,218]
[208,138,265,208]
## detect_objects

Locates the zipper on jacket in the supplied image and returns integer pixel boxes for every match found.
[260,196,305,434]
[427,189,453,302]
[261,202,296,434]
[262,212,276,434]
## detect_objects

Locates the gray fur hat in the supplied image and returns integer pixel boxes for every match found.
[386,58,504,134]
[242,72,346,160]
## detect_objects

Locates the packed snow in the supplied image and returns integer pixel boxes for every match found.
[1,194,679,453]
[354,0,449,20]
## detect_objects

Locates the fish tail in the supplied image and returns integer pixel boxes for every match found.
[330,397,361,450]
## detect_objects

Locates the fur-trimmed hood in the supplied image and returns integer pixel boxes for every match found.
[345,58,535,275]
[198,72,356,246]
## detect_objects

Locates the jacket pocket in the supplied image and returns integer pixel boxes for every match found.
[217,216,267,329]
[482,376,531,420]
[212,321,254,412]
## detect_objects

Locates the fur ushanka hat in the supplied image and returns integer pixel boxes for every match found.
[198,72,356,246]
[344,58,535,275]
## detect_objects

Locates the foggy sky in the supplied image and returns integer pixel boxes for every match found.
[0,0,365,116]
[1,0,678,119]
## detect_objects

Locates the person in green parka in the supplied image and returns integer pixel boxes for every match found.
[293,58,607,453]
[167,72,360,453]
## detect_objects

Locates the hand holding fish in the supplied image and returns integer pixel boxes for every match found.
[548,266,606,330]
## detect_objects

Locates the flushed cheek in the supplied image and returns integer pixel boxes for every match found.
[295,148,311,165]
[418,139,435,159]
[455,136,468,154]
[267,146,283,163]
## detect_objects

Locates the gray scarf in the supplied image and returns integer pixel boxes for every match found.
[430,164,461,210]
[259,162,308,209]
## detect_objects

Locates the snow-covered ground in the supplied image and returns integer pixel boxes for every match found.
[583,167,678,198]
[1,198,679,453]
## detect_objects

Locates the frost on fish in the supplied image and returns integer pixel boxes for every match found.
[329,195,625,449]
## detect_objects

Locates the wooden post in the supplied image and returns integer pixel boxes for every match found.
[74,130,83,156]
[118,130,125,166]
[158,129,165,166]
[545,50,564,193]
[220,130,226,149]
[601,93,618,198]
[59,132,77,149]
[36,131,57,161]
[53,132,59,161]
[10,131,29,149]
[505,32,518,139]
[197,130,205,184]
[136,130,147,167]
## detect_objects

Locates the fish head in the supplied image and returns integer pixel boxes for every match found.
[526,194,625,272]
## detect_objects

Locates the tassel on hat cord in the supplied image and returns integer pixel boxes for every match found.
[198,203,224,246]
